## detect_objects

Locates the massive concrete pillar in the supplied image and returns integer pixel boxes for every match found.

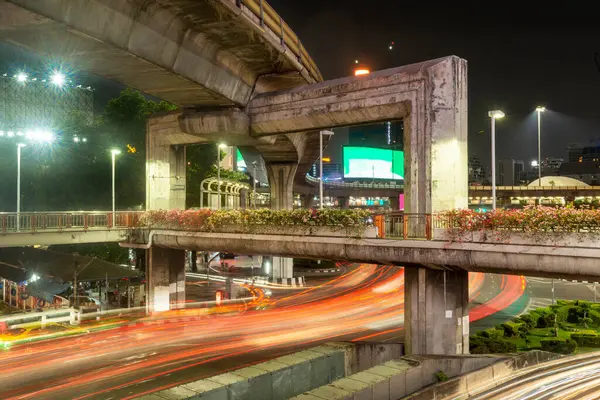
[146,113,197,210]
[404,267,469,355]
[271,257,294,279]
[146,247,186,313]
[266,163,298,210]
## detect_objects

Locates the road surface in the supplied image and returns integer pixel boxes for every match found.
[0,265,526,399]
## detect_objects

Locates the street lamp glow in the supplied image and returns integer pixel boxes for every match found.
[50,71,66,87]
[218,143,227,149]
[354,68,370,76]
[111,149,121,155]
[16,72,27,82]
[488,110,505,119]
[488,110,505,210]
[536,106,546,113]
[531,160,539,168]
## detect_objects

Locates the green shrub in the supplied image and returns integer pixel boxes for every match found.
[571,332,600,347]
[519,314,537,329]
[479,329,504,341]
[557,299,569,306]
[540,338,578,354]
[567,307,582,323]
[469,336,517,354]
[435,371,449,382]
[501,322,524,338]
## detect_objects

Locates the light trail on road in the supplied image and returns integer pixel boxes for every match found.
[469,354,600,400]
[0,266,524,399]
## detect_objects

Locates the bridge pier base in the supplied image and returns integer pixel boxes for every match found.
[271,257,294,279]
[404,267,469,355]
[146,247,186,313]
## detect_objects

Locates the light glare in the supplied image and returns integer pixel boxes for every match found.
[354,69,370,76]
[50,72,66,87]
[488,110,505,119]
[16,73,27,82]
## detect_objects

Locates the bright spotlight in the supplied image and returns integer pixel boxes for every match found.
[0,131,4,137]
[536,106,546,113]
[73,136,80,143]
[82,137,87,142]
[50,71,66,87]
[16,73,27,82]
[488,110,505,119]
[111,149,121,155]
[218,143,228,149]
[354,69,370,76]
[7,131,14,137]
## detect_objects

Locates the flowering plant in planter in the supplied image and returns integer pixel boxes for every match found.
[439,206,600,234]
[136,208,372,233]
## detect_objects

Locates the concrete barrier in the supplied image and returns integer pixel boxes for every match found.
[136,342,402,400]
[290,352,561,400]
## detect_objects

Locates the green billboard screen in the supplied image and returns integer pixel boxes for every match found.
[343,146,404,180]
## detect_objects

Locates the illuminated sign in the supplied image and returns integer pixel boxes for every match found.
[343,146,404,180]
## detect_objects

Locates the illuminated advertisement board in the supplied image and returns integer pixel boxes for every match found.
[343,146,404,180]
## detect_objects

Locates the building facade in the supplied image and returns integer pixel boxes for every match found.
[498,159,524,186]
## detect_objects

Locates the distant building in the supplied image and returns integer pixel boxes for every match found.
[568,145,600,163]
[558,161,600,185]
[468,155,486,184]
[310,162,341,181]
[541,157,564,171]
[498,159,524,186]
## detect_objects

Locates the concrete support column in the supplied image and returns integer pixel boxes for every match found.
[404,267,469,355]
[271,257,294,279]
[266,163,298,210]
[146,114,189,210]
[338,196,350,209]
[146,247,186,313]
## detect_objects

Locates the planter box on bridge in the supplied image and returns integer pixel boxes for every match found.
[434,228,600,248]
[128,224,378,244]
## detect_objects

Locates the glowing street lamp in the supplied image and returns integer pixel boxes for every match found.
[488,110,505,210]
[217,143,227,209]
[354,68,370,76]
[16,72,27,83]
[50,71,66,87]
[535,106,546,186]
[111,149,121,226]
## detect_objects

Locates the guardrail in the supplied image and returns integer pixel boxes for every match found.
[234,0,323,83]
[0,211,142,234]
[0,296,257,331]
[305,174,404,190]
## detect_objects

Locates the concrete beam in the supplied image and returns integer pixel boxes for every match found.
[139,230,600,281]
[1,0,318,106]
[248,56,468,214]
[0,229,126,247]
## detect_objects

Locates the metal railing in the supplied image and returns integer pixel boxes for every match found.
[305,174,404,190]
[0,211,142,234]
[235,0,323,83]
[373,213,432,240]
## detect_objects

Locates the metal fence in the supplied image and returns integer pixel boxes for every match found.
[373,213,432,240]
[0,211,142,233]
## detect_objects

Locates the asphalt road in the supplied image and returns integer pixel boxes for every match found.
[0,265,532,399]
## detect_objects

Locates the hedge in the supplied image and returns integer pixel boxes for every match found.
[540,338,578,354]
[571,333,600,347]
[470,336,517,354]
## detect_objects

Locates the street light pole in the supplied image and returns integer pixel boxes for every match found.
[217,144,226,210]
[16,143,26,232]
[252,161,258,209]
[319,131,334,209]
[111,149,121,227]
[536,106,545,187]
[488,110,505,210]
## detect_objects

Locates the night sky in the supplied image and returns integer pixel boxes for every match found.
[2,2,600,171]
[268,0,600,170]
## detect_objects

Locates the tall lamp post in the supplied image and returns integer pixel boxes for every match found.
[488,110,505,210]
[319,130,334,209]
[16,143,26,231]
[217,143,227,209]
[111,149,121,227]
[535,106,545,186]
[252,161,258,209]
